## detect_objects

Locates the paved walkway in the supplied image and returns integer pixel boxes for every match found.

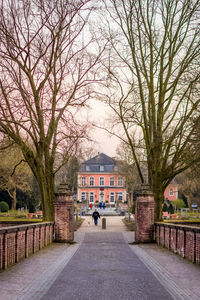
[0,217,200,300]
[78,216,127,232]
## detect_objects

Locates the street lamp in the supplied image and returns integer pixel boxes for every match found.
[115,192,118,210]
[86,192,89,209]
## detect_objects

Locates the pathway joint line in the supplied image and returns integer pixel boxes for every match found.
[127,240,199,300]
[15,233,85,300]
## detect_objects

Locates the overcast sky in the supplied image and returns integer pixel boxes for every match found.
[84,100,120,158]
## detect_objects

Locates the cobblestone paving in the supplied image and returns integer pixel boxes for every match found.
[41,232,173,300]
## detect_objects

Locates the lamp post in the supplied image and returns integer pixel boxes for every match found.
[115,192,118,210]
[86,192,89,210]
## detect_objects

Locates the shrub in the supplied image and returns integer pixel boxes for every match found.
[173,199,185,210]
[162,203,168,212]
[0,201,9,212]
[168,203,174,214]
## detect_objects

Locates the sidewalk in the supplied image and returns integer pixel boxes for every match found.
[0,217,199,300]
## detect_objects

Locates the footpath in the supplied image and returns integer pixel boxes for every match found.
[0,216,200,300]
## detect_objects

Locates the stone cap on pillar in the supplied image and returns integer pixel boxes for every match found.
[55,183,73,197]
[135,183,153,197]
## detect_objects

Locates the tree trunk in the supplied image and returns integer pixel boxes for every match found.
[36,170,55,221]
[153,184,164,221]
[9,188,17,210]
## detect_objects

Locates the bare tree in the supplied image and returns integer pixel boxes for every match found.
[0,141,33,210]
[0,0,103,220]
[116,141,140,208]
[100,0,200,220]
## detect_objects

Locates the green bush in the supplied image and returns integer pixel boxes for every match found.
[173,199,185,209]
[162,203,168,212]
[168,203,174,214]
[0,201,9,212]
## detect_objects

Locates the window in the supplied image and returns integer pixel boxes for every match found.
[100,177,104,186]
[81,177,86,186]
[86,165,90,171]
[110,192,115,203]
[81,192,86,201]
[89,192,94,203]
[110,177,115,186]
[118,192,123,201]
[100,165,104,171]
[90,177,94,186]
[169,189,174,196]
[118,177,123,186]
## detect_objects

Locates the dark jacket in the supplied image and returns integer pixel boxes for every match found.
[92,211,100,220]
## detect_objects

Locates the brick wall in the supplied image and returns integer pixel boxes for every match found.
[135,185,155,243]
[54,192,74,242]
[0,222,54,271]
[155,223,200,265]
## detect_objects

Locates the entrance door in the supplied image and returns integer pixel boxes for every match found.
[100,192,104,203]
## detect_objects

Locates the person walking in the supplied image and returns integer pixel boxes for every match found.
[92,209,100,226]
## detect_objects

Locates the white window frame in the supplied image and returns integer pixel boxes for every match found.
[99,177,104,186]
[169,189,174,196]
[89,192,94,203]
[118,177,123,187]
[89,177,94,186]
[110,192,115,203]
[81,192,86,201]
[86,165,90,171]
[118,192,123,201]
[81,177,86,186]
[110,177,115,186]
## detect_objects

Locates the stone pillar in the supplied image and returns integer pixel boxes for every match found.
[54,184,74,243]
[135,184,155,243]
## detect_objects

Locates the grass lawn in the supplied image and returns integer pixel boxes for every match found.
[0,216,43,222]
[0,210,43,223]
[164,218,200,223]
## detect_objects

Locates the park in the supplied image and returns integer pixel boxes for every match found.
[0,0,200,299]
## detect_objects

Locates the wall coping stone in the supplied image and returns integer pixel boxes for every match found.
[0,222,54,233]
[155,222,200,233]
[135,184,154,197]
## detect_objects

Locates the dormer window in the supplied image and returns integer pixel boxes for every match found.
[100,165,104,171]
[86,165,90,171]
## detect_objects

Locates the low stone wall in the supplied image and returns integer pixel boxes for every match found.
[0,222,54,271]
[154,222,200,265]
[0,221,43,228]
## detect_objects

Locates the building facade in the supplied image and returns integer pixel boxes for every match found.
[77,153,127,207]
[164,180,178,201]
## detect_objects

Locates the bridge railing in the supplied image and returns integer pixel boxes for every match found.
[154,222,200,265]
[0,222,54,271]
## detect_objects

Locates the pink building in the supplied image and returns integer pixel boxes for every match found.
[77,153,127,207]
[164,180,178,201]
